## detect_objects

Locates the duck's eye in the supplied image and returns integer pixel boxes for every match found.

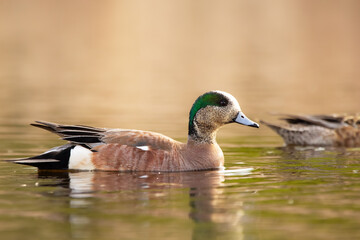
[219,99,228,106]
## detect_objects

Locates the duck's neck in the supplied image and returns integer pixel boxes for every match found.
[188,121,218,144]
[183,137,224,171]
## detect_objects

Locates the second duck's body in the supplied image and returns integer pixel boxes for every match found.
[13,91,259,171]
[262,114,360,147]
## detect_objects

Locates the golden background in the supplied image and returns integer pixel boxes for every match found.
[1,0,359,137]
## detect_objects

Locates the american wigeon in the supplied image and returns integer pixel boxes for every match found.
[11,91,259,171]
[261,114,360,147]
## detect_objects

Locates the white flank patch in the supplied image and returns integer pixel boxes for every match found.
[136,145,150,151]
[69,145,95,170]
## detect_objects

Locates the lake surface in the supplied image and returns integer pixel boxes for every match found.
[1,125,360,240]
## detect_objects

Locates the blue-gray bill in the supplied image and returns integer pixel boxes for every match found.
[234,112,259,128]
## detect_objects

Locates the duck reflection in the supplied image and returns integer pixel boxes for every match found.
[37,169,252,240]
[268,146,360,183]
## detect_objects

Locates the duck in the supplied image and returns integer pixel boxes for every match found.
[11,91,259,172]
[261,114,360,147]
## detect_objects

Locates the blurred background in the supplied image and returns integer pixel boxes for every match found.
[1,3,360,240]
[1,0,359,138]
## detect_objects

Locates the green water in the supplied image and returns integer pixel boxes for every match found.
[1,129,360,240]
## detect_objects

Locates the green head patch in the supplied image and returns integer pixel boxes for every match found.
[188,91,229,135]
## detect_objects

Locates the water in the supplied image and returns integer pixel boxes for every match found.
[1,129,360,240]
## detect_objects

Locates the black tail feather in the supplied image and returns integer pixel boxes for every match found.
[31,121,106,145]
[63,136,103,144]
[11,144,75,170]
[57,129,103,136]
[8,121,107,170]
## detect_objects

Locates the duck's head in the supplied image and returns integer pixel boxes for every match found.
[188,90,259,143]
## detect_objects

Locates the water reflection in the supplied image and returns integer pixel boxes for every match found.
[3,143,360,239]
[37,169,253,240]
[266,146,360,185]
[276,146,360,167]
